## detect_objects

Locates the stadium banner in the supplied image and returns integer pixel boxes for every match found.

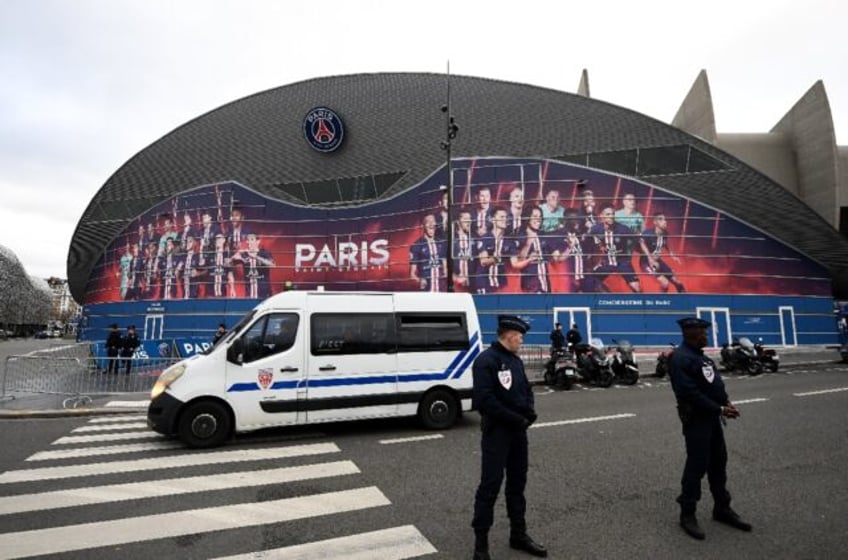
[84,157,832,304]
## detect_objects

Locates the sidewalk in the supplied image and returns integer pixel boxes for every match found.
[525,344,838,385]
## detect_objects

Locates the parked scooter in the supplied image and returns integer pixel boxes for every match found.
[543,346,578,390]
[573,338,614,388]
[610,339,639,385]
[753,338,780,372]
[654,343,676,378]
[720,337,764,375]
[839,341,848,363]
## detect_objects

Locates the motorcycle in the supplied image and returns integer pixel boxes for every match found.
[610,339,639,385]
[720,337,764,375]
[542,346,578,390]
[654,343,676,378]
[573,338,614,388]
[753,338,780,372]
[839,341,848,364]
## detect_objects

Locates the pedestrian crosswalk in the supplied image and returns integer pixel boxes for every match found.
[0,409,438,559]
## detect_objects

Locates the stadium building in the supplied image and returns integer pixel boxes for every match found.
[68,71,848,353]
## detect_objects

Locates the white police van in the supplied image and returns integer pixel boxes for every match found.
[147,291,483,447]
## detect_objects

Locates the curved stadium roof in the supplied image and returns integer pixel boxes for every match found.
[68,72,848,301]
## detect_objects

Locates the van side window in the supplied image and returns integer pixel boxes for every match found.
[236,313,299,364]
[311,313,396,355]
[397,313,469,352]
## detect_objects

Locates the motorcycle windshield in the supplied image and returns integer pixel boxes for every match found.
[738,337,754,349]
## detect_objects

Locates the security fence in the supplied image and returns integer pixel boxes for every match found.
[0,354,181,409]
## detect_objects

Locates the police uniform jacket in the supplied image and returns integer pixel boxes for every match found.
[550,329,565,349]
[106,331,123,353]
[669,341,728,421]
[121,333,140,357]
[472,341,536,429]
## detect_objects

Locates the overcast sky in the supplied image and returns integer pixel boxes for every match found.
[2,0,846,280]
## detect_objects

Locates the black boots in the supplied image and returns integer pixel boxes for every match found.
[509,532,548,557]
[474,529,547,559]
[680,506,752,540]
[713,506,753,531]
[680,513,705,540]
[473,532,491,560]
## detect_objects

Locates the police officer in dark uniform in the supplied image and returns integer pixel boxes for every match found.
[565,323,582,348]
[549,322,565,355]
[670,317,752,540]
[471,315,547,560]
[121,325,141,375]
[105,324,122,374]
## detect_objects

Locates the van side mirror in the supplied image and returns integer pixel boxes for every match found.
[227,339,244,364]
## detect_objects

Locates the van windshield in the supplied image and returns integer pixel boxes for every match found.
[203,310,256,354]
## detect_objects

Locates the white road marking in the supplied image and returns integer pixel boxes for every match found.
[212,525,437,560]
[53,431,165,445]
[27,440,183,461]
[733,398,769,405]
[793,387,848,397]
[0,487,390,560]
[0,460,360,515]
[103,400,150,408]
[72,422,149,432]
[87,414,146,423]
[0,443,340,483]
[532,413,636,429]
[379,434,444,445]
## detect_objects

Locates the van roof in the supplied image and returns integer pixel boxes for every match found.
[254,290,474,310]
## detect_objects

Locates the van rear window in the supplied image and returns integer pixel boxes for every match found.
[311,313,396,355]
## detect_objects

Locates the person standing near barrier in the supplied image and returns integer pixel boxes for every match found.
[549,323,564,356]
[566,324,582,350]
[121,325,141,375]
[670,316,752,540]
[105,324,122,374]
[471,315,547,559]
[212,323,228,346]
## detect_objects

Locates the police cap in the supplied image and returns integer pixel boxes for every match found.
[498,315,530,334]
[677,317,711,330]
[110,323,118,329]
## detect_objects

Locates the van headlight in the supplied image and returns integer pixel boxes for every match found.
[150,363,186,400]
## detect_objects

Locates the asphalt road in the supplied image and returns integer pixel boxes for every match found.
[0,358,846,559]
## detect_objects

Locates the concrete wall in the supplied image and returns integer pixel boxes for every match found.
[771,81,839,228]
[839,146,848,233]
[716,132,800,195]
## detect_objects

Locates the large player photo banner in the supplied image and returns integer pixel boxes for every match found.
[84,157,832,304]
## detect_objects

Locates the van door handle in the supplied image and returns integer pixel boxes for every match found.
[319,365,336,371]
[280,367,299,373]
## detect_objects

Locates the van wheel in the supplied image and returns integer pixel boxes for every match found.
[178,400,232,448]
[418,389,458,430]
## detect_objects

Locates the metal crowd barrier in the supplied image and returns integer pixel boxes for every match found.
[520,345,548,368]
[0,355,182,409]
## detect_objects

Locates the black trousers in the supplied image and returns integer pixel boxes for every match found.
[107,350,119,374]
[678,417,731,514]
[472,423,528,533]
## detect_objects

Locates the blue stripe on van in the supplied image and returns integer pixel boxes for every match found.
[451,345,481,379]
[226,332,481,392]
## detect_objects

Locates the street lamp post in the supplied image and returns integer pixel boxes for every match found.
[440,67,459,292]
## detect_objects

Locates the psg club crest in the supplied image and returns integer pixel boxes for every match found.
[303,107,345,153]
[258,369,274,390]
[702,365,715,384]
[498,368,513,390]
